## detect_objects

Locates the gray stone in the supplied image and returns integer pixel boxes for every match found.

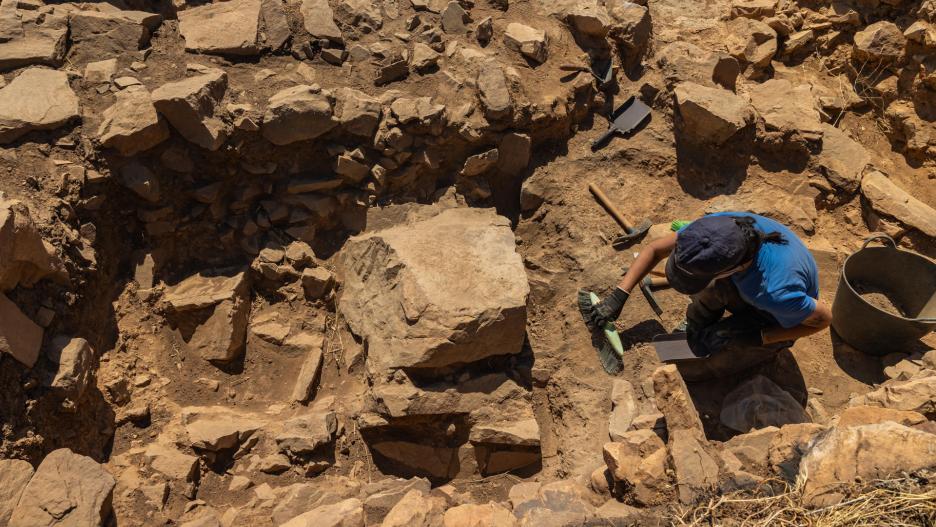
[719,375,810,433]
[477,61,512,120]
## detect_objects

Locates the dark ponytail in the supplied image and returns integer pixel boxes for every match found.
[732,216,786,262]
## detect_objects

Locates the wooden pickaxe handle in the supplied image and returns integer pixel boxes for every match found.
[642,276,669,288]
[588,183,635,232]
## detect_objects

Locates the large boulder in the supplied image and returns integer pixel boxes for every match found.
[97,85,170,156]
[0,10,67,71]
[0,67,78,143]
[9,448,116,527]
[338,207,528,372]
[860,171,936,238]
[0,198,64,291]
[152,69,229,151]
[674,81,753,144]
[261,85,336,145]
[163,271,251,363]
[814,123,870,193]
[178,0,263,56]
[799,422,936,507]
[853,21,905,63]
[0,292,42,367]
[719,375,809,432]
[334,87,381,137]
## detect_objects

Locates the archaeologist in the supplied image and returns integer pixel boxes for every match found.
[582,212,833,379]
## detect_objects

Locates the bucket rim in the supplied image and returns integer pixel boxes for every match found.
[840,234,936,325]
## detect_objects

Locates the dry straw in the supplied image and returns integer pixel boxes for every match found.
[672,471,936,527]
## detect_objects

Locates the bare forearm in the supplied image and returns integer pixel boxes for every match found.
[761,302,833,344]
[761,324,825,344]
[616,233,676,293]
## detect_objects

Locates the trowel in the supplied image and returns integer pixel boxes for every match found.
[591,96,652,151]
[651,333,705,362]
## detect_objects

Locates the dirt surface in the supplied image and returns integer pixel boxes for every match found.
[859,289,907,317]
[1,0,936,524]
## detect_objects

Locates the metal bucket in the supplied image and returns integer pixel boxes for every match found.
[831,234,936,355]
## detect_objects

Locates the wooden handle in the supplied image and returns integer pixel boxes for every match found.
[643,276,669,288]
[588,183,634,231]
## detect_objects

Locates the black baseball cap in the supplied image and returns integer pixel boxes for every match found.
[665,215,751,294]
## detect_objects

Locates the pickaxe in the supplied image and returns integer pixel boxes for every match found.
[588,183,652,249]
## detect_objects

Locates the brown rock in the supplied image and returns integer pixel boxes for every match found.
[853,21,905,63]
[97,85,170,156]
[814,123,870,193]
[725,426,778,468]
[381,489,446,527]
[334,87,381,137]
[656,41,740,91]
[164,271,251,363]
[674,81,753,144]
[0,198,64,291]
[860,171,936,239]
[799,422,936,507]
[260,0,290,50]
[497,133,531,176]
[338,207,528,371]
[730,0,777,19]
[835,405,927,428]
[300,0,343,44]
[9,449,116,527]
[275,410,340,455]
[669,429,718,504]
[0,11,67,71]
[748,79,822,138]
[0,459,33,526]
[178,0,262,56]
[608,379,638,441]
[291,333,324,402]
[151,69,229,151]
[767,422,826,480]
[363,478,432,525]
[0,67,78,143]
[68,9,161,61]
[144,443,200,483]
[477,61,513,120]
[504,23,548,63]
[261,85,336,145]
[183,406,265,452]
[43,336,94,399]
[443,502,516,527]
[652,364,703,437]
[0,292,42,367]
[725,17,777,68]
[280,498,364,527]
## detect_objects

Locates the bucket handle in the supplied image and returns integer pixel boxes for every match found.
[860,233,897,250]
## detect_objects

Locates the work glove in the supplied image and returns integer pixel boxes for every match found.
[695,326,763,355]
[585,287,629,330]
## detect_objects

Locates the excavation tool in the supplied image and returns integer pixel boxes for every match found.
[588,183,651,249]
[651,333,704,362]
[640,281,664,318]
[591,96,651,151]
[559,57,614,87]
[577,290,625,374]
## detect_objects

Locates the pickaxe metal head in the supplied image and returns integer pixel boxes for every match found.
[640,281,664,318]
[611,219,652,249]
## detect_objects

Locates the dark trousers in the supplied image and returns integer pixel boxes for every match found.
[677,278,792,382]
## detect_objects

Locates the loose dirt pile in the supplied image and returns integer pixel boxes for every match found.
[859,288,907,317]
[1,0,936,525]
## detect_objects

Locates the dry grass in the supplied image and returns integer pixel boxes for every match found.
[672,472,936,527]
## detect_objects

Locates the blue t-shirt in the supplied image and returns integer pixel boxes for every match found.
[690,212,819,328]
